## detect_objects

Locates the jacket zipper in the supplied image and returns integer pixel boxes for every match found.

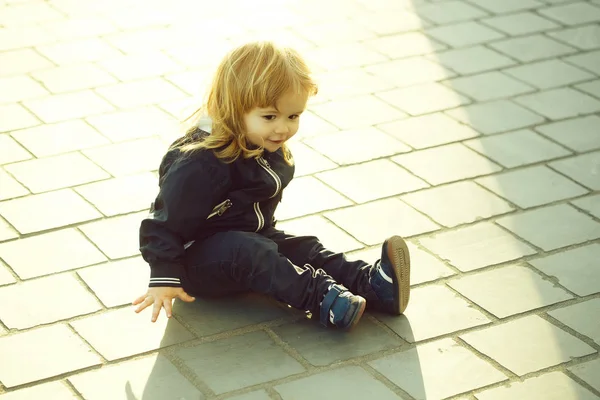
[206,199,232,219]
[253,202,264,232]
[253,157,281,231]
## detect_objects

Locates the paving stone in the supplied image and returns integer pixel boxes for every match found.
[0,273,101,329]
[498,204,600,251]
[0,169,28,201]
[467,0,544,13]
[284,141,337,176]
[0,49,54,77]
[550,152,600,190]
[325,198,440,245]
[489,35,577,62]
[460,315,596,376]
[304,127,410,165]
[378,113,480,149]
[415,1,489,24]
[275,176,353,221]
[477,166,588,209]
[431,46,517,75]
[273,317,402,366]
[36,38,121,64]
[79,212,146,259]
[515,88,600,120]
[377,285,490,342]
[0,189,101,234]
[576,79,600,99]
[365,57,456,88]
[227,391,271,400]
[31,63,118,93]
[311,96,407,129]
[10,120,109,157]
[97,52,182,81]
[426,21,505,47]
[392,143,502,185]
[0,134,32,165]
[275,366,403,400]
[446,71,535,102]
[175,331,305,395]
[304,43,388,70]
[378,82,471,115]
[40,16,118,40]
[565,50,600,75]
[277,215,363,253]
[69,354,203,400]
[0,217,18,242]
[0,260,16,286]
[82,137,167,176]
[165,70,212,97]
[23,91,115,123]
[71,307,193,361]
[530,244,600,296]
[75,173,157,217]
[569,359,600,393]
[0,26,54,52]
[549,25,600,50]
[0,324,101,387]
[312,68,395,102]
[539,2,600,25]
[549,299,600,345]
[0,104,40,133]
[95,78,188,109]
[450,265,573,318]
[481,12,560,35]
[445,100,546,135]
[294,111,339,140]
[0,75,49,104]
[420,222,537,272]
[0,382,78,400]
[0,2,64,26]
[295,20,377,46]
[77,257,149,308]
[5,153,110,193]
[366,32,446,59]
[316,159,429,203]
[475,371,598,400]
[504,59,595,90]
[370,338,507,399]
[354,10,430,36]
[0,228,106,279]
[103,27,182,54]
[572,194,600,218]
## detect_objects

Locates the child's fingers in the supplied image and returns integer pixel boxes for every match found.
[151,300,162,322]
[134,296,153,313]
[178,291,196,303]
[132,293,148,306]
[163,298,173,318]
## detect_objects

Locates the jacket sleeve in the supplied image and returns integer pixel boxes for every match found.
[139,155,231,287]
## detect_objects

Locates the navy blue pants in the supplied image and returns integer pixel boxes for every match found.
[182,228,377,313]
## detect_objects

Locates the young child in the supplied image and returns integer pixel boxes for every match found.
[133,41,411,330]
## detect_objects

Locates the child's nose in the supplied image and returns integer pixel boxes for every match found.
[275,121,290,134]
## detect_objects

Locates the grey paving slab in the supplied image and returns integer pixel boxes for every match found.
[0,228,106,279]
[285,141,337,177]
[0,324,102,388]
[460,315,596,376]
[419,222,537,272]
[70,307,194,361]
[538,2,600,25]
[565,50,600,75]
[401,181,514,227]
[504,59,595,89]
[0,273,101,329]
[0,217,17,242]
[445,100,546,135]
[549,299,600,345]
[514,88,600,120]
[377,285,490,342]
[277,215,362,253]
[0,260,15,286]
[227,391,271,400]
[550,152,600,190]
[496,204,600,251]
[415,0,489,24]
[569,359,600,393]
[365,57,456,88]
[316,159,429,203]
[353,9,430,36]
[86,107,180,142]
[82,137,167,176]
[23,91,116,124]
[0,48,54,77]
[572,194,600,218]
[377,82,471,115]
[577,79,600,98]
[426,21,505,48]
[304,43,388,71]
[273,317,402,366]
[0,134,32,165]
[369,338,507,400]
[312,68,396,102]
[535,115,600,152]
[464,129,571,168]
[548,25,600,51]
[295,111,339,139]
[0,382,78,400]
[0,169,28,201]
[174,331,305,395]
[32,64,118,94]
[366,32,447,59]
[275,176,353,221]
[69,354,204,400]
[489,35,577,62]
[476,166,589,208]
[0,76,49,104]
[475,371,599,400]
[79,211,146,259]
[275,366,403,400]
[446,71,535,101]
[430,46,517,75]
[36,38,121,64]
[466,0,544,13]
[481,12,559,35]
[310,95,407,129]
[378,112,480,149]
[392,143,502,185]
[449,265,573,318]
[95,79,188,109]
[325,198,440,245]
[0,104,40,133]
[530,243,600,296]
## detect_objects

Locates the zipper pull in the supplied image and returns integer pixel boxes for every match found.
[217,199,232,216]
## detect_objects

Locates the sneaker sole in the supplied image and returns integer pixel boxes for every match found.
[345,296,366,331]
[386,236,411,314]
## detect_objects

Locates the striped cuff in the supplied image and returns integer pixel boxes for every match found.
[149,277,181,287]
[149,262,184,287]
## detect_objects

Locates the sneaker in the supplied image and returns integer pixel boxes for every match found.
[370,236,411,315]
[320,283,366,330]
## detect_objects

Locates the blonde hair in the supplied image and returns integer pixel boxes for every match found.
[181,41,318,163]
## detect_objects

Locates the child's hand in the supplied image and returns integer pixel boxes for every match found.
[132,287,195,322]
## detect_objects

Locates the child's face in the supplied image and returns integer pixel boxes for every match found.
[243,90,309,153]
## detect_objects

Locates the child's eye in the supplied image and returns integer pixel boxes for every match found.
[262,115,276,121]
[289,115,299,120]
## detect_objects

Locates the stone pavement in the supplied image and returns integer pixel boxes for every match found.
[0,0,599,398]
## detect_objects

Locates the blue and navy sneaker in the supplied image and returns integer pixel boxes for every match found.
[320,284,366,330]
[370,236,411,315]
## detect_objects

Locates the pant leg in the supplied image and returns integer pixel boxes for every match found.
[261,228,379,303]
[182,230,335,313]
